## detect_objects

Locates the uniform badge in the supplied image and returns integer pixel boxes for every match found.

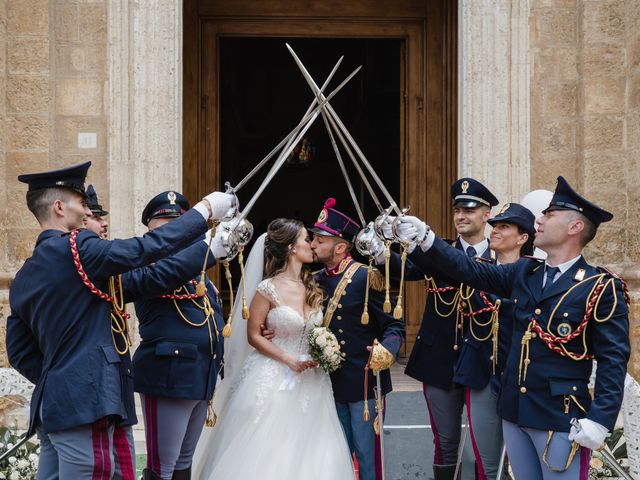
[167,191,177,205]
[558,323,572,337]
[461,180,469,194]
[574,268,586,281]
[317,208,328,224]
[499,203,510,214]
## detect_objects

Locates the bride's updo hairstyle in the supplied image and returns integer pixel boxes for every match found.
[264,218,324,312]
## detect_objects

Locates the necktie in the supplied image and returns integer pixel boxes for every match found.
[466,246,477,257]
[543,266,560,292]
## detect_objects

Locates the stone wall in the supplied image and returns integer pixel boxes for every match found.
[530,0,640,377]
[0,1,637,378]
[0,0,109,367]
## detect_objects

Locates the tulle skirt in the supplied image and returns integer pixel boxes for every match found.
[193,352,355,480]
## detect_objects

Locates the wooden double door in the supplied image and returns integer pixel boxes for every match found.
[183,0,458,355]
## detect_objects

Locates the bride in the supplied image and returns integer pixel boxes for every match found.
[192,218,355,479]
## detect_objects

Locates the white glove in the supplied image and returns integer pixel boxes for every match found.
[202,192,236,220]
[370,234,386,265]
[203,228,228,259]
[380,216,395,240]
[568,418,608,450]
[396,215,429,245]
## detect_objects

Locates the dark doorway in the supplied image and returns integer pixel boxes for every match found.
[219,37,402,239]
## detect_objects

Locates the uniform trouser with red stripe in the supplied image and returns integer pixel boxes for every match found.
[36,418,135,480]
[502,420,590,480]
[422,384,465,466]
[465,386,506,479]
[141,394,207,480]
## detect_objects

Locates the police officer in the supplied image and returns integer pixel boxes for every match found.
[81,183,136,480]
[450,203,535,480]
[382,178,499,479]
[396,176,630,479]
[85,184,109,239]
[309,198,405,480]
[6,161,235,479]
[129,191,226,480]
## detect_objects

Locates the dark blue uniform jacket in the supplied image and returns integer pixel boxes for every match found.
[409,237,630,432]
[130,274,224,401]
[316,261,405,403]
[401,240,496,391]
[6,210,209,434]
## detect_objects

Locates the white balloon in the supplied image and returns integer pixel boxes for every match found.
[520,189,553,259]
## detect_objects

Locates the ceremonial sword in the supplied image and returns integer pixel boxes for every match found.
[286,43,402,217]
[569,418,632,480]
[235,64,362,222]
[453,423,468,479]
[233,56,344,192]
[374,368,386,480]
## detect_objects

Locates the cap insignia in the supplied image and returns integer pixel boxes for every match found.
[499,203,510,214]
[167,191,176,205]
[317,208,328,224]
[461,180,469,194]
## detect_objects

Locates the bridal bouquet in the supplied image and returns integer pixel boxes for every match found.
[308,327,344,373]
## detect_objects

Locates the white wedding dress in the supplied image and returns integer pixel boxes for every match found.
[193,277,354,480]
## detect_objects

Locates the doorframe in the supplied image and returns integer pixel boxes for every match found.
[183,1,458,354]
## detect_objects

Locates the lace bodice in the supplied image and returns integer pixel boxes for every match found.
[256,278,323,355]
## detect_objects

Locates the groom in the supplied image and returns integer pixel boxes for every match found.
[309,198,405,480]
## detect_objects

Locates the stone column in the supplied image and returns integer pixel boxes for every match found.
[108,0,183,239]
[458,0,531,205]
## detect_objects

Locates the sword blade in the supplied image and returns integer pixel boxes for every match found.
[236,64,362,221]
[321,111,366,225]
[286,43,401,215]
[597,446,633,480]
[375,370,385,480]
[453,424,467,479]
[496,444,507,479]
[234,55,344,192]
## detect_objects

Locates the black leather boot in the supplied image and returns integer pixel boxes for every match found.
[171,466,191,480]
[432,464,459,480]
[142,469,162,480]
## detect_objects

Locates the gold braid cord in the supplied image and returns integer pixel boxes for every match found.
[361,259,373,325]
[383,241,392,313]
[165,280,221,427]
[197,223,218,297]
[425,277,462,350]
[221,260,234,337]
[238,246,249,320]
[393,244,408,319]
[323,262,362,327]
[519,273,630,384]
[69,229,131,354]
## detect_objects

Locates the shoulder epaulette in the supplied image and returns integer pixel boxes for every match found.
[597,265,621,280]
[366,266,385,292]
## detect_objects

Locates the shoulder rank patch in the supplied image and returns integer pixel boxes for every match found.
[573,268,586,281]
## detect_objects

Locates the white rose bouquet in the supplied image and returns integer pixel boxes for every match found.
[308,327,344,373]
